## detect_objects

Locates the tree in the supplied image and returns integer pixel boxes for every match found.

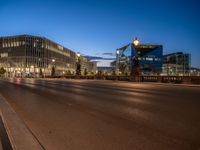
[119,63,126,75]
[112,70,116,76]
[0,67,6,76]
[39,68,43,77]
[66,70,71,75]
[131,56,140,76]
[84,68,88,76]
[76,58,81,76]
[51,66,55,77]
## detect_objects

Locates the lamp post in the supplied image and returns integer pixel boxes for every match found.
[76,52,81,77]
[51,59,55,77]
[131,37,140,81]
[116,49,120,75]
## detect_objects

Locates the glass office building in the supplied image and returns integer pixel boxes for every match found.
[163,52,191,76]
[116,40,163,75]
[0,35,96,77]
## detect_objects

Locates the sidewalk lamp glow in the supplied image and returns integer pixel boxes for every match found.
[52,59,55,62]
[133,37,140,46]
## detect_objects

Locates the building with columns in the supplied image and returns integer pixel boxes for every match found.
[0,35,96,77]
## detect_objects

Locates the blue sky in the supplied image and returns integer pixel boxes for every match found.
[0,0,200,67]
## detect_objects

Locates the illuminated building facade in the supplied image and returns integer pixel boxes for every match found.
[0,35,95,77]
[163,52,191,76]
[86,54,116,75]
[116,40,163,75]
[79,56,97,75]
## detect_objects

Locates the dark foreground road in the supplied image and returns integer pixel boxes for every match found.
[0,78,200,150]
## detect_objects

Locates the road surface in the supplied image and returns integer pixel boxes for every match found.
[0,78,200,150]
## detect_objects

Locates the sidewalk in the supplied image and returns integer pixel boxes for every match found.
[0,94,44,150]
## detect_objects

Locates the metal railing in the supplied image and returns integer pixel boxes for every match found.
[8,75,200,84]
[105,75,200,84]
[61,75,200,84]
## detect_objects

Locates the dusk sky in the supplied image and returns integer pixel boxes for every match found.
[0,0,200,67]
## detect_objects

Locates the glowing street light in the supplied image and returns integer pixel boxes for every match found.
[76,52,80,57]
[116,49,120,55]
[116,49,120,75]
[133,37,140,46]
[52,59,55,63]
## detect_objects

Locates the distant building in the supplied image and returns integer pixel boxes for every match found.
[86,54,115,75]
[79,56,96,75]
[190,67,200,76]
[0,35,95,77]
[116,38,163,75]
[163,52,191,76]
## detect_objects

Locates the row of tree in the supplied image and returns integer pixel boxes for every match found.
[51,67,92,77]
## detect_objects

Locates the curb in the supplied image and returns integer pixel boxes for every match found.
[0,94,44,150]
[141,82,200,88]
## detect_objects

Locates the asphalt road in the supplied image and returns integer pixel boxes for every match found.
[0,78,200,150]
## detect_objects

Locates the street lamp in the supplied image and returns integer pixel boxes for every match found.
[131,37,140,81]
[76,52,81,76]
[133,37,140,46]
[116,49,120,55]
[77,52,80,57]
[51,59,56,77]
[116,49,120,75]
